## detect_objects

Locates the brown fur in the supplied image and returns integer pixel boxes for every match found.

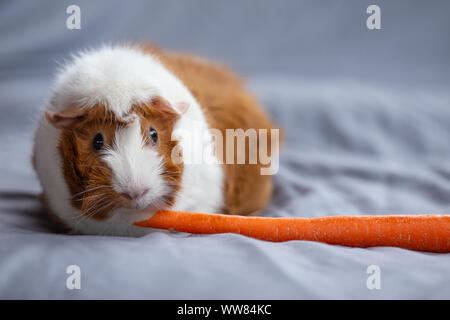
[55,100,183,220]
[145,46,279,215]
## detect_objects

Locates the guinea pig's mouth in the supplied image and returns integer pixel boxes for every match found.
[119,193,171,212]
[79,186,173,219]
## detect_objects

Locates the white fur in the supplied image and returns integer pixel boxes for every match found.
[33,45,224,236]
[103,117,169,209]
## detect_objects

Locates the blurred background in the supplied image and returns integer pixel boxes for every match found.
[1,0,450,84]
[0,0,450,300]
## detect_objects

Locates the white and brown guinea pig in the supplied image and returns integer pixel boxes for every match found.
[33,45,279,236]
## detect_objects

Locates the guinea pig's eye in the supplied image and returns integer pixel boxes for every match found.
[149,127,158,145]
[92,133,104,151]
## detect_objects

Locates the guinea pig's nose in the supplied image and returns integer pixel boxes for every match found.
[120,188,149,200]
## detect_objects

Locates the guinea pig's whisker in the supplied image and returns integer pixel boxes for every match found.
[70,185,111,199]
[69,207,101,220]
[67,209,96,222]
[81,201,114,224]
[83,203,110,221]
[71,186,104,199]
[74,211,96,227]
[81,198,110,216]
[74,199,114,226]
[73,193,105,202]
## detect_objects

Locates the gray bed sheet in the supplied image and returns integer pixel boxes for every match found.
[0,76,449,299]
[0,0,449,299]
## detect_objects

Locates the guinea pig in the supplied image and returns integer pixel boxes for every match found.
[33,45,279,236]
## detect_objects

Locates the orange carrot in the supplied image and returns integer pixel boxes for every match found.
[134,211,450,253]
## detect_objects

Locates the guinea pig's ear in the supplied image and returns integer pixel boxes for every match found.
[174,101,189,115]
[152,96,189,117]
[45,106,88,129]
